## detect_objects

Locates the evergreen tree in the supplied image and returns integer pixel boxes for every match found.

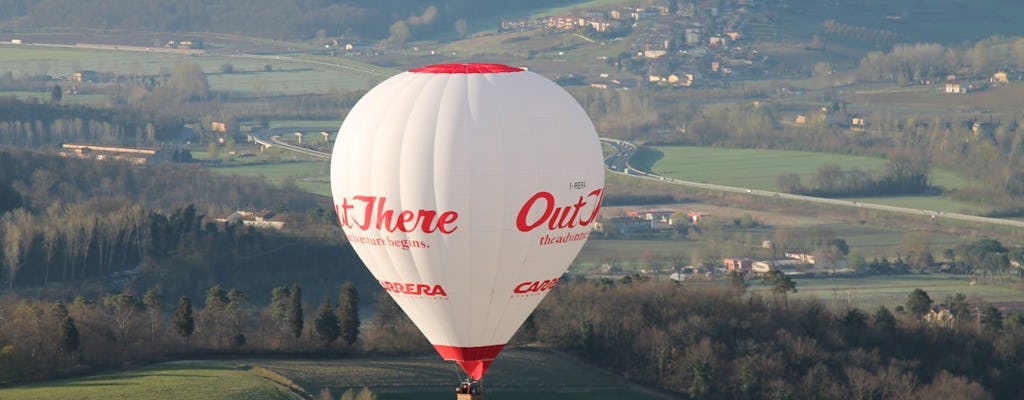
[59,316,80,358]
[288,284,303,340]
[226,288,248,343]
[50,84,62,104]
[338,281,361,346]
[315,297,340,346]
[204,284,229,345]
[270,286,291,338]
[173,296,195,345]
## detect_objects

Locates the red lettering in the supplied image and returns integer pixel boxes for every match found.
[336,196,459,234]
[512,278,560,294]
[379,280,448,297]
[516,189,604,233]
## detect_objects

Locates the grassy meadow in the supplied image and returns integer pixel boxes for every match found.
[647,146,984,214]
[0,349,670,400]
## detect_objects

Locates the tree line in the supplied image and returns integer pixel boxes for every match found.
[776,149,931,197]
[524,277,1023,399]
[0,148,375,301]
[855,36,1024,84]
[6,271,1023,398]
[0,280,375,384]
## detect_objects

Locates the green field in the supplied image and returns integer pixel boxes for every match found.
[779,274,1024,312]
[0,349,669,400]
[0,361,299,400]
[0,44,376,94]
[211,161,331,197]
[648,146,984,214]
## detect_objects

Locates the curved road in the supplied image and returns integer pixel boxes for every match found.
[251,129,331,160]
[255,133,1024,230]
[600,138,1024,230]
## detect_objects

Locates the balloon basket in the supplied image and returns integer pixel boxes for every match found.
[455,379,483,400]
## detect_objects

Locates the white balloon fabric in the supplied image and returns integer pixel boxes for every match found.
[330,63,604,379]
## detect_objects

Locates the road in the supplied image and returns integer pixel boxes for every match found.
[251,128,330,160]
[600,138,1024,230]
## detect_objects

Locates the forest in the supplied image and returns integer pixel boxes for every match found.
[1,274,1021,399]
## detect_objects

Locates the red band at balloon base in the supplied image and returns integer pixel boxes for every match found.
[433,344,505,380]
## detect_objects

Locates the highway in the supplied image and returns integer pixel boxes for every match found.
[251,129,331,160]
[252,133,1024,230]
[600,138,1024,230]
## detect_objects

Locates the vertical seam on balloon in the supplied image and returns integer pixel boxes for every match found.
[376,74,421,285]
[483,73,505,348]
[392,72,443,341]
[433,72,458,345]
[483,72,520,347]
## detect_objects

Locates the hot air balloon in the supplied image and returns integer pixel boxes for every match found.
[330,63,604,394]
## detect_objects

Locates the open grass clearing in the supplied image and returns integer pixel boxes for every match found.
[0,361,299,400]
[648,146,984,214]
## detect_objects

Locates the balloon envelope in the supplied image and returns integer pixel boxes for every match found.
[330,63,604,379]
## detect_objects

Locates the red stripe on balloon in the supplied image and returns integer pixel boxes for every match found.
[433,344,505,379]
[410,63,523,74]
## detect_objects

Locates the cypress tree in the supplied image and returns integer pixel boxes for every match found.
[288,284,303,340]
[338,281,360,346]
[173,296,195,345]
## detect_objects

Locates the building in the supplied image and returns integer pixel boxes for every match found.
[59,143,165,165]
[70,70,101,83]
[217,211,286,230]
[944,82,966,94]
[724,258,752,272]
[991,71,1009,84]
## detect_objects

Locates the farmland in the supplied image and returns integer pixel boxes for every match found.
[0,361,300,400]
[0,43,380,94]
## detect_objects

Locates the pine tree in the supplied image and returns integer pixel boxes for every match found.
[288,284,303,340]
[338,281,360,346]
[173,296,195,345]
[315,297,340,346]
